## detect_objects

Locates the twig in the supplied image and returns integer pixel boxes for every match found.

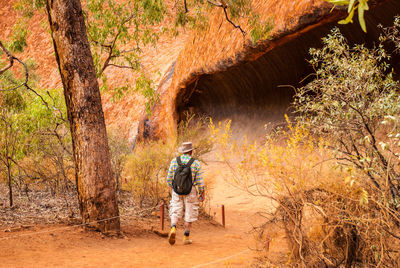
[0,41,14,75]
[0,40,68,124]
[107,64,135,70]
[206,0,246,36]
[0,41,29,92]
[222,5,246,36]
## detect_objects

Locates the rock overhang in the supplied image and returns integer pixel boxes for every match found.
[139,0,400,141]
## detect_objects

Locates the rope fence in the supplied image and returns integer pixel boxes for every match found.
[0,202,253,268]
[0,204,161,241]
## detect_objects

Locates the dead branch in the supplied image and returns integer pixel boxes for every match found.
[0,40,68,124]
[0,41,14,76]
[222,5,246,36]
[206,0,246,36]
[0,41,29,92]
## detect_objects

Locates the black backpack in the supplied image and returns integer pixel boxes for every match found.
[172,157,195,195]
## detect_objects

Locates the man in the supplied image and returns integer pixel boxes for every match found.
[167,141,205,245]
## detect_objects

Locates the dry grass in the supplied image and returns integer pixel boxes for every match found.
[210,117,400,267]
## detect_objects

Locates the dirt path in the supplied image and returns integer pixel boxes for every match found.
[0,156,271,267]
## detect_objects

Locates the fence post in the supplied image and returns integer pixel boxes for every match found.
[222,204,225,228]
[160,202,165,230]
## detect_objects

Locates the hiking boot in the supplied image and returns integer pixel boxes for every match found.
[168,227,176,245]
[183,235,192,245]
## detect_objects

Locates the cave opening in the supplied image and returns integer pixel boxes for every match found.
[174,0,400,141]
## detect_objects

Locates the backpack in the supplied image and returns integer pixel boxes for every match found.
[172,156,195,195]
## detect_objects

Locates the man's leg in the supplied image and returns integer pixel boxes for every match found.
[183,188,199,245]
[183,221,192,244]
[169,191,183,245]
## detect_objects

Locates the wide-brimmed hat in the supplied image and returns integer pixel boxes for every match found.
[178,142,194,153]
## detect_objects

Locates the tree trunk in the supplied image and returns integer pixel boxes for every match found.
[45,0,120,233]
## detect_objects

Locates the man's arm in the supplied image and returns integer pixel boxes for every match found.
[193,161,205,195]
[167,158,176,188]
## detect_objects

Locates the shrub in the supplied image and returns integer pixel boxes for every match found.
[123,113,212,208]
[209,26,400,266]
[107,127,131,192]
[211,25,400,263]
[210,117,400,266]
[294,27,400,200]
[123,140,173,208]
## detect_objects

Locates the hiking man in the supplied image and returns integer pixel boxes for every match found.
[167,141,205,245]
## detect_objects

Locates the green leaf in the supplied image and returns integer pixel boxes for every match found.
[348,0,356,13]
[326,0,350,5]
[358,3,367,32]
[338,5,356,24]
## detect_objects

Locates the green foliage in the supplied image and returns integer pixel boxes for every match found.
[1,90,26,113]
[0,47,72,194]
[135,74,159,115]
[326,0,369,32]
[11,0,47,53]
[210,114,400,266]
[226,0,251,20]
[294,27,400,196]
[172,0,271,40]
[14,0,45,18]
[173,2,208,32]
[8,19,28,53]
[82,0,168,109]
[85,0,166,76]
[249,15,274,44]
[0,53,39,93]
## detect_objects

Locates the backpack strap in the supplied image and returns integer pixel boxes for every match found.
[176,156,195,167]
[187,157,195,167]
[176,156,183,166]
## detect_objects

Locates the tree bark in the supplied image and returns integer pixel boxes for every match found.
[45,0,120,233]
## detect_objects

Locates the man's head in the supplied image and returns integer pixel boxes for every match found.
[178,141,194,155]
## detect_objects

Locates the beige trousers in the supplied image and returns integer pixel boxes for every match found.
[169,187,199,223]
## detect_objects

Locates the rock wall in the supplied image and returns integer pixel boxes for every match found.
[142,0,400,141]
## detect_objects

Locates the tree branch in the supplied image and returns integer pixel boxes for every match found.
[0,41,14,76]
[0,41,29,92]
[107,63,135,70]
[207,0,223,7]
[222,5,246,36]
[206,0,246,36]
[98,13,136,76]
[0,40,68,124]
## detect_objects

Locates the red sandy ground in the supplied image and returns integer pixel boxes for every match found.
[0,155,282,268]
[0,1,286,266]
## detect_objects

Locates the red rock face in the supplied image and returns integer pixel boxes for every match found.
[142,0,400,141]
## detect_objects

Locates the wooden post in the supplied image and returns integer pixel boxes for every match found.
[160,202,165,230]
[222,204,225,228]
[265,234,270,252]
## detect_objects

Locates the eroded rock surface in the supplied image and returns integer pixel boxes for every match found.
[143,0,400,140]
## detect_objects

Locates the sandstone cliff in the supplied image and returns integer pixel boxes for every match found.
[142,0,400,141]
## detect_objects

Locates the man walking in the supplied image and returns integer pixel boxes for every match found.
[167,141,205,245]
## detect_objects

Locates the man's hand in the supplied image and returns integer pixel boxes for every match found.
[198,192,205,202]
